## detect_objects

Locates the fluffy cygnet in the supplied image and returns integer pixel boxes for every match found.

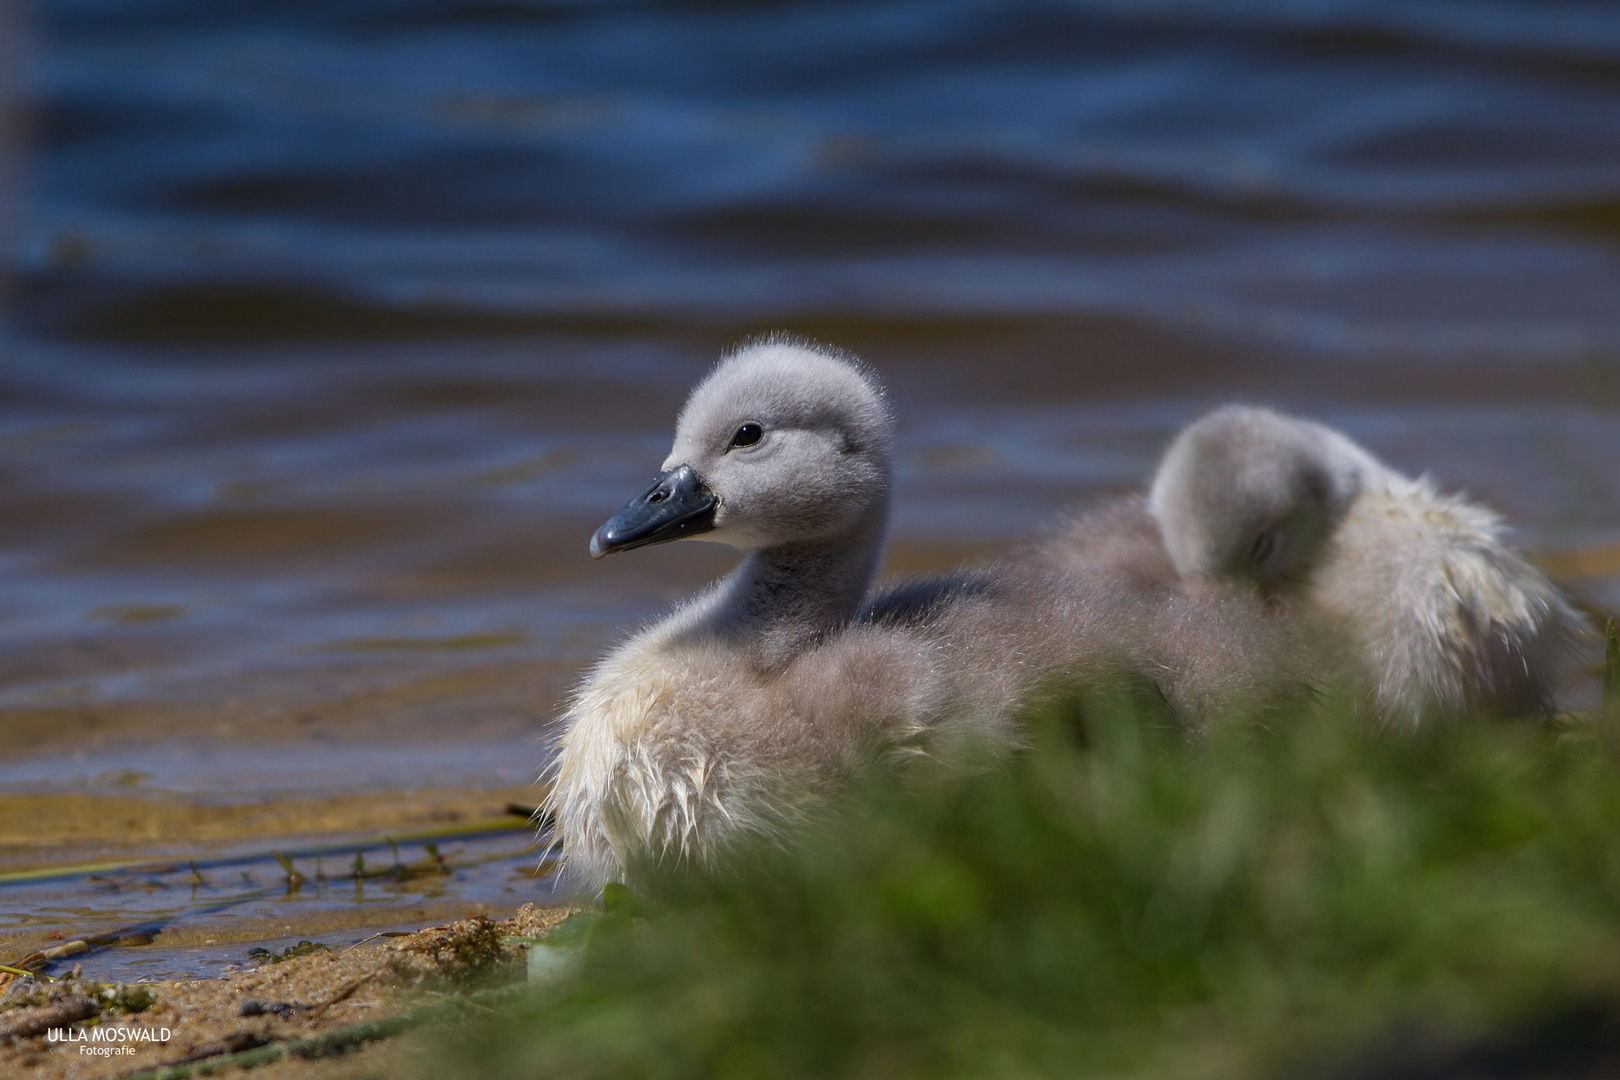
[545,338,942,895]
[1148,404,1583,727]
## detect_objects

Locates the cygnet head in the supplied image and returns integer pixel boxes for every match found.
[591,337,894,558]
[1149,405,1382,588]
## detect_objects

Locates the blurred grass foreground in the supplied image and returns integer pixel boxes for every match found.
[436,676,1620,1080]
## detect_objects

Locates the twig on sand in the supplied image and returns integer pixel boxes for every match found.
[336,931,412,956]
[0,996,98,1043]
[304,973,376,1019]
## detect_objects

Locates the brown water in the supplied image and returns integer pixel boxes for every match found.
[4,0,1620,980]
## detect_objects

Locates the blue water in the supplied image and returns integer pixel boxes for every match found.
[11,0,1620,354]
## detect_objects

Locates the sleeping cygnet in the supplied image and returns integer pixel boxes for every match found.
[1148,404,1584,728]
[544,337,944,895]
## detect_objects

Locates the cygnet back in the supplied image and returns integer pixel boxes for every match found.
[866,496,1319,754]
[1148,405,1585,727]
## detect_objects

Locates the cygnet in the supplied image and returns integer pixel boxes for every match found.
[545,337,943,895]
[1148,404,1584,727]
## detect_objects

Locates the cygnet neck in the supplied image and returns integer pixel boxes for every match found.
[705,497,890,672]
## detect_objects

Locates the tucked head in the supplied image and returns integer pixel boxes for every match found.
[1148,405,1381,588]
[591,337,894,557]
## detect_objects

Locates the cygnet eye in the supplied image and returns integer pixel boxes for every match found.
[728,422,764,450]
[1249,529,1275,566]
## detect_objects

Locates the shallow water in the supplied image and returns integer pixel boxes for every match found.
[4,0,1620,976]
[3,827,556,982]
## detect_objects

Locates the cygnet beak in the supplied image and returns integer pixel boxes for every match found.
[590,464,718,559]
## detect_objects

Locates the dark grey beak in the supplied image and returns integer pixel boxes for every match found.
[590,464,718,559]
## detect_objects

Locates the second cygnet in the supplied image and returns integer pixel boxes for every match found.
[1148,404,1584,727]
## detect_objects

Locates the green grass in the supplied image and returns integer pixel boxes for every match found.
[436,697,1620,1080]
